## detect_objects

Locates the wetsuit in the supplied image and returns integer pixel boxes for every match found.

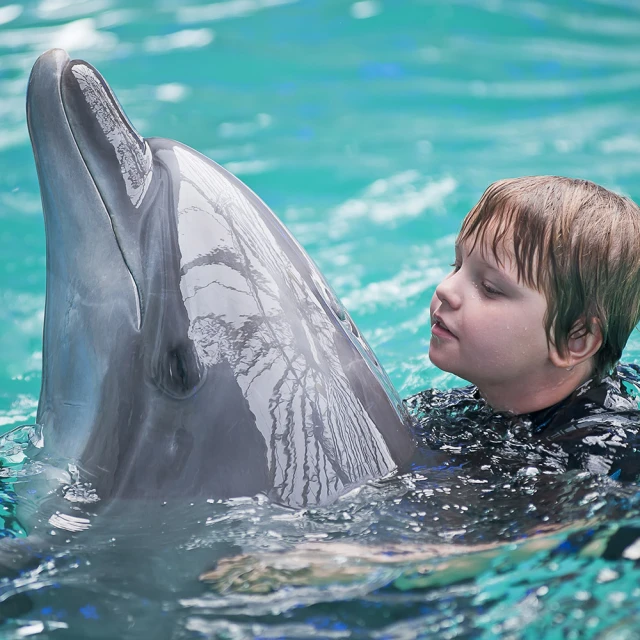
[405,363,640,483]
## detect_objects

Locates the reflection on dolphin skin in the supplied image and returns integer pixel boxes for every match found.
[171,145,405,505]
[26,49,416,510]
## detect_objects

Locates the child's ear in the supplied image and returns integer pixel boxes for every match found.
[549,319,603,369]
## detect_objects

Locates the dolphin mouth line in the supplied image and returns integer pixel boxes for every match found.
[57,58,144,329]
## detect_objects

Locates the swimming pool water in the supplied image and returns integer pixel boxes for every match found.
[1,0,640,637]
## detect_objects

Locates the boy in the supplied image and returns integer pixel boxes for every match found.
[408,176,640,482]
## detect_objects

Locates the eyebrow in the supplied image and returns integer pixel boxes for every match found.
[455,242,520,287]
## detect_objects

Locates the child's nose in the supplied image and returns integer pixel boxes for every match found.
[434,273,462,309]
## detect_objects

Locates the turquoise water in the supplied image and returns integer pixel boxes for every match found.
[2,0,640,637]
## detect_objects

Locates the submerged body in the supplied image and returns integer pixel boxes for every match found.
[26,49,415,510]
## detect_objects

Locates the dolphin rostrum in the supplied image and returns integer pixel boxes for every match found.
[25,49,416,510]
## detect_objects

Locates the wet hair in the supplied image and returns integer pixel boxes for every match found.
[458,176,640,378]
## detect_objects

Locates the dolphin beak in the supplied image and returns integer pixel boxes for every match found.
[26,49,69,160]
[26,49,77,205]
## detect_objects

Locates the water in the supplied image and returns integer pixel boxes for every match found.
[2,0,640,637]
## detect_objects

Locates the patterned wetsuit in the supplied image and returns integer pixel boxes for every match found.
[405,363,640,482]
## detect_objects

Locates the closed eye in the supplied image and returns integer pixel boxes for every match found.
[482,281,502,296]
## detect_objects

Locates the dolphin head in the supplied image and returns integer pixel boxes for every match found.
[27,49,415,507]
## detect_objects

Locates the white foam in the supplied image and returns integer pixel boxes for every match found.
[0,394,38,427]
[0,16,119,54]
[95,9,136,29]
[37,0,110,21]
[145,28,214,53]
[423,73,640,99]
[218,113,273,139]
[329,173,456,238]
[0,189,43,215]
[156,83,190,103]
[16,622,45,637]
[343,263,447,313]
[0,127,28,152]
[53,17,118,52]
[562,13,640,38]
[0,5,22,25]
[223,159,275,175]
[600,135,640,154]
[177,0,297,24]
[350,1,381,20]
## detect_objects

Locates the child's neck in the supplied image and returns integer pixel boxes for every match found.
[477,361,595,415]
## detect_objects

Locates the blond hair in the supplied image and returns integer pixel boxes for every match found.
[458,176,640,378]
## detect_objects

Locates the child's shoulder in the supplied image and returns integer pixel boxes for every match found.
[541,362,640,434]
[538,363,640,481]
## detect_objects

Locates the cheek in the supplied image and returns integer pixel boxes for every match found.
[466,324,504,356]
[473,307,547,356]
[508,307,548,344]
[463,309,517,352]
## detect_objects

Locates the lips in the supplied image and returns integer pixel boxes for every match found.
[431,313,457,339]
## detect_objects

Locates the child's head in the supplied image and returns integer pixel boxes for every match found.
[429,176,640,413]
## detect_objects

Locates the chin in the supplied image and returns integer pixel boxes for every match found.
[429,353,475,385]
[427,348,441,367]
[429,350,455,375]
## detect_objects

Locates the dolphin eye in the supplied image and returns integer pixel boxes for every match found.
[155,342,206,399]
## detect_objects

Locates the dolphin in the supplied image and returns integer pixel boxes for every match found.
[24,48,416,511]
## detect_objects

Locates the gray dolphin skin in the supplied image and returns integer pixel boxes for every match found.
[26,49,416,509]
